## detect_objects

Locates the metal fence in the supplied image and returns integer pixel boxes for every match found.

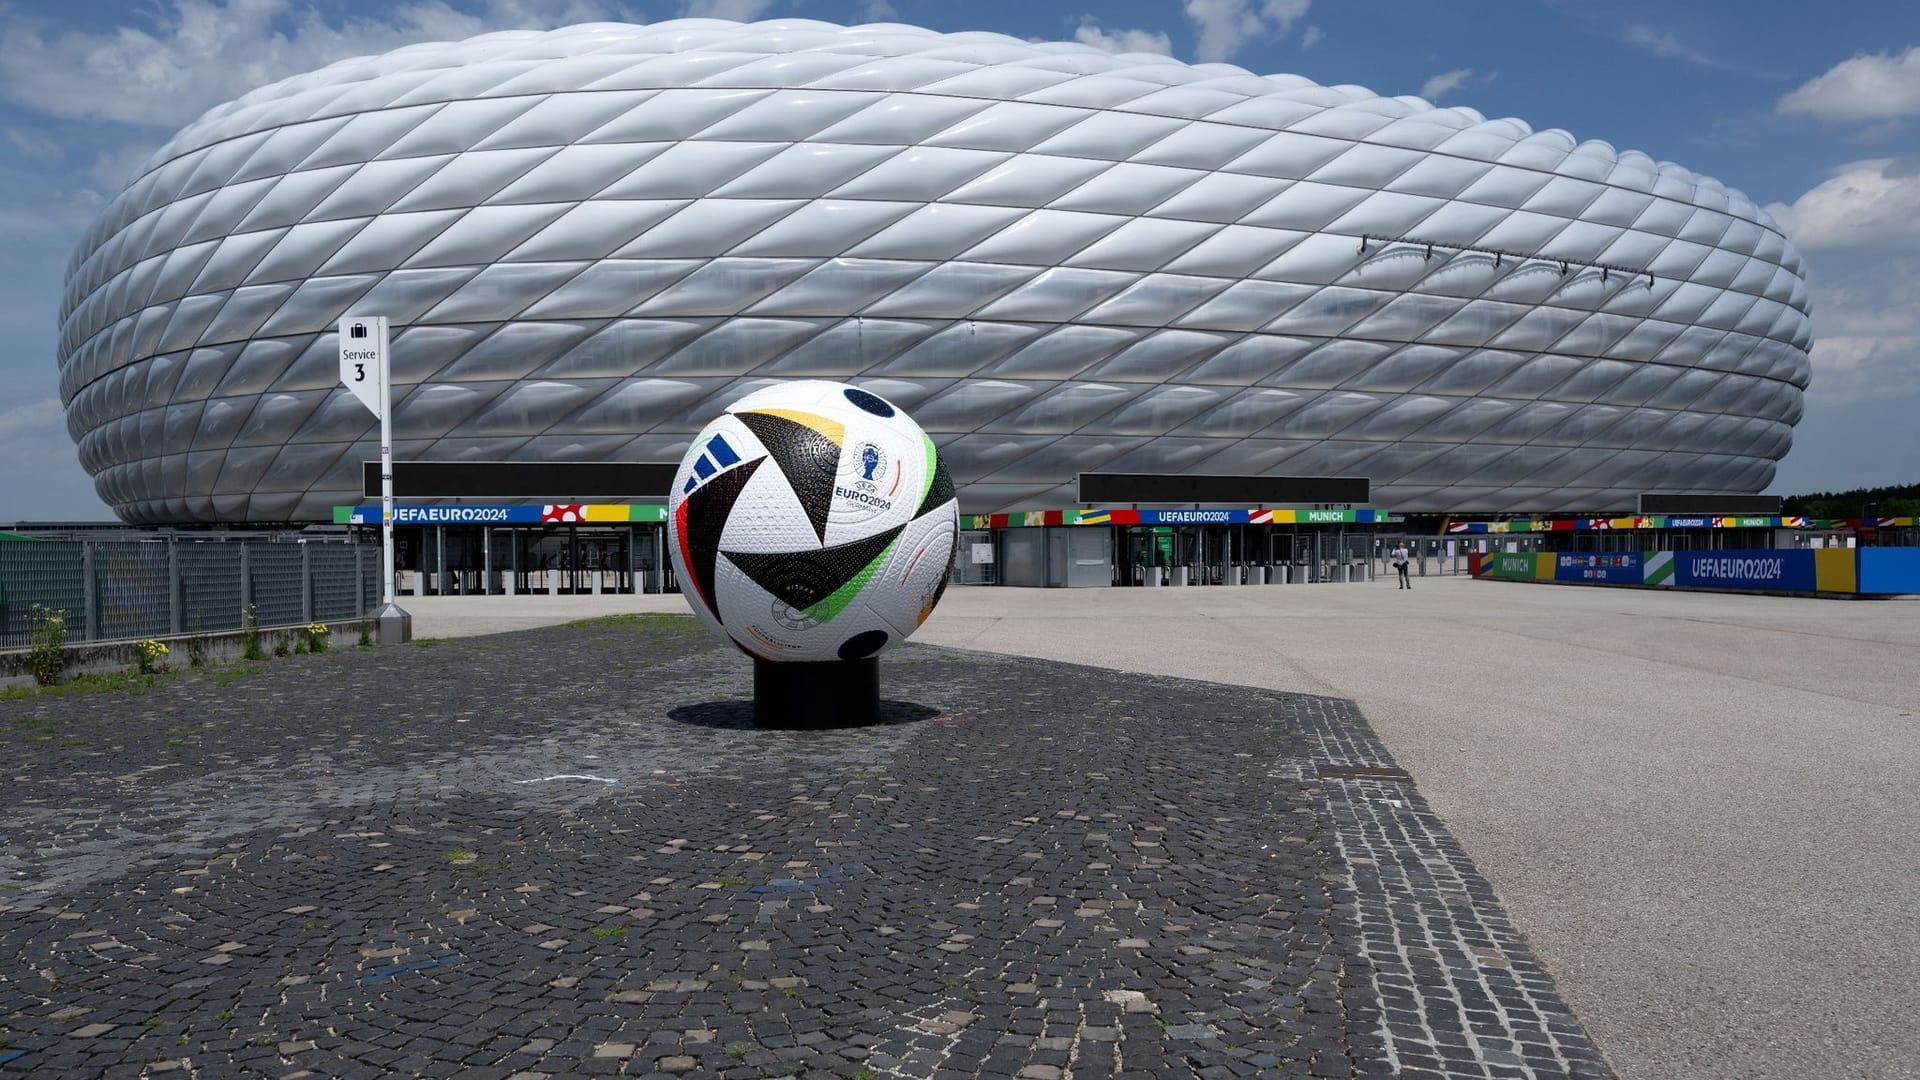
[1370,535,1478,580]
[950,530,999,585]
[0,540,377,649]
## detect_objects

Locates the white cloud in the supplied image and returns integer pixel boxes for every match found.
[0,0,638,129]
[1807,334,1920,405]
[1786,251,1920,407]
[1184,0,1309,63]
[1778,45,1920,122]
[1761,173,1920,475]
[861,0,898,22]
[1764,158,1920,251]
[1420,68,1472,102]
[1300,25,1322,50]
[1074,20,1172,57]
[1623,24,1726,69]
[0,190,105,238]
[1262,0,1311,33]
[0,398,63,439]
[87,142,162,192]
[679,0,773,19]
[2,126,63,163]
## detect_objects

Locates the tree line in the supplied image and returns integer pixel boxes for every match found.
[1780,482,1920,519]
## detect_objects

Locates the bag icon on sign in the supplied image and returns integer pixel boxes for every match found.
[349,323,368,339]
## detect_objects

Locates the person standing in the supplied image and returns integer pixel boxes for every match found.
[1391,542,1411,589]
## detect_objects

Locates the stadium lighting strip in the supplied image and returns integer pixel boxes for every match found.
[1357,234,1658,287]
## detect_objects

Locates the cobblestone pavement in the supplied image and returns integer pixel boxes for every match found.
[0,616,1610,1079]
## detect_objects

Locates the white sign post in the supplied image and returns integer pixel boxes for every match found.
[339,316,410,642]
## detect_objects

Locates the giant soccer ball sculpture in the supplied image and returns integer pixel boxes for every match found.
[668,381,959,725]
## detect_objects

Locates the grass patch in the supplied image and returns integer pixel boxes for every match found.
[589,926,626,940]
[164,723,210,749]
[442,848,492,876]
[211,664,265,688]
[0,670,157,703]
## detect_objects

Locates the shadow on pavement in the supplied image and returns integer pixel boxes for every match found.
[666,698,941,730]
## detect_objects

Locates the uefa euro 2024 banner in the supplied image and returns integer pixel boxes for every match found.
[1492,550,1818,590]
[1672,550,1817,591]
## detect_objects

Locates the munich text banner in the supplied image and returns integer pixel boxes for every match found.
[1479,553,1552,581]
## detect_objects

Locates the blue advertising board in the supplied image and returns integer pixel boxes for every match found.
[347,504,547,524]
[1552,552,1643,584]
[1858,548,1920,594]
[1673,550,1816,592]
[1136,509,1249,524]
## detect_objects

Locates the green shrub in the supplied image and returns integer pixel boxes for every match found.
[242,605,265,661]
[306,622,330,653]
[28,606,65,687]
[134,639,171,676]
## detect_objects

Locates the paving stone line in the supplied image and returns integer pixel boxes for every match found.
[1282,697,1616,1080]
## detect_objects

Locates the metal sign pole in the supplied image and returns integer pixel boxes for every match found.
[340,315,410,643]
[377,316,396,608]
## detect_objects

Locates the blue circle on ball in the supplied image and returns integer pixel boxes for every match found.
[843,388,894,417]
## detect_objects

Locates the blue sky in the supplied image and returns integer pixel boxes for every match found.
[1,0,1915,520]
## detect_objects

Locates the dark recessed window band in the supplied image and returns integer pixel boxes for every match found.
[363,461,677,499]
[1078,473,1370,505]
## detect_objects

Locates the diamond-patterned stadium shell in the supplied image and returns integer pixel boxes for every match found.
[58,19,1811,524]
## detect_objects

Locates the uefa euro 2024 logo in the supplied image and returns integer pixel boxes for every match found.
[854,442,885,490]
[832,440,894,522]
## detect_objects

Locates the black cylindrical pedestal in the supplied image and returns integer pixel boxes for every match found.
[753,658,880,729]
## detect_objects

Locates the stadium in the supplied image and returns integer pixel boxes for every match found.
[58,18,1810,530]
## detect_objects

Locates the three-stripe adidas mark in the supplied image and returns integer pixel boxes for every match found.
[683,433,742,493]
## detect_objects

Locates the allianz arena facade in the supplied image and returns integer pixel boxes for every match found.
[59,19,1812,524]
